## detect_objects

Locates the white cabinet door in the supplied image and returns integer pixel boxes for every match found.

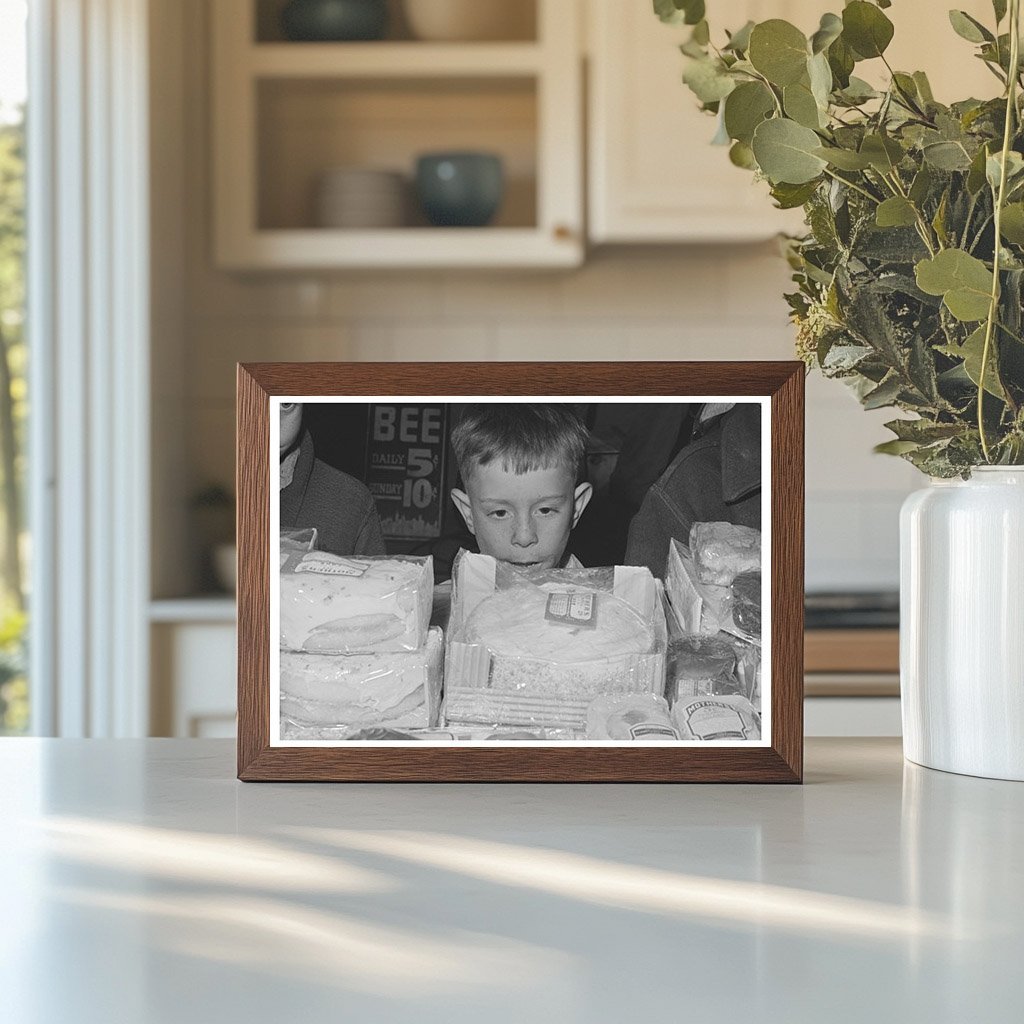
[586,0,998,244]
[587,0,812,242]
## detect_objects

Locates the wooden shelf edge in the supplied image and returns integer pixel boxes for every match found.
[804,628,900,674]
[249,42,544,78]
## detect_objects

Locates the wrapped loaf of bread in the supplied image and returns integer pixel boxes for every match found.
[586,694,680,741]
[280,552,432,655]
[671,694,761,741]
[280,626,443,739]
[689,522,761,586]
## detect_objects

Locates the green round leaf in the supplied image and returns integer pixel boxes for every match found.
[723,81,775,144]
[842,1,894,59]
[860,133,904,173]
[724,20,755,53]
[999,203,1024,245]
[654,0,705,26]
[813,146,872,171]
[807,52,833,108]
[682,57,736,104]
[783,81,824,129]
[752,118,828,184]
[729,140,758,170]
[923,141,973,172]
[875,197,918,228]
[948,10,994,44]
[915,249,994,322]
[748,20,809,86]
[810,13,843,55]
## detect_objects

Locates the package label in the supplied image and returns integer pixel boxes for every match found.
[545,591,597,628]
[294,557,370,578]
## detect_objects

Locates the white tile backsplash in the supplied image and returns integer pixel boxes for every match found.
[182,246,918,591]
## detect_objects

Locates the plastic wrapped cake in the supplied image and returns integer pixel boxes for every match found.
[443,552,666,732]
[279,552,432,655]
[280,626,443,739]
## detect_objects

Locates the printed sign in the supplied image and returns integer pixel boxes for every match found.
[365,405,447,540]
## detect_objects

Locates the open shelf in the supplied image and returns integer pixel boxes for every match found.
[213,0,581,268]
[256,77,538,232]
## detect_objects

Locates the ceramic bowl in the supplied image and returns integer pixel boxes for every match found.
[315,168,408,228]
[281,0,388,42]
[403,0,534,42]
[415,152,504,227]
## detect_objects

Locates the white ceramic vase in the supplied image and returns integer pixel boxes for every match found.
[900,467,1024,780]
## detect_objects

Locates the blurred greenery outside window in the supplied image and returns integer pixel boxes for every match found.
[1,0,28,734]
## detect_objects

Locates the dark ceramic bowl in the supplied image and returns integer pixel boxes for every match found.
[415,152,505,227]
[281,0,388,42]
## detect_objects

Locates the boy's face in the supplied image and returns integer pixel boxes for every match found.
[451,462,592,570]
[280,402,303,457]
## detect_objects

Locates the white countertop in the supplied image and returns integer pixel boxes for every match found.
[0,737,1019,1023]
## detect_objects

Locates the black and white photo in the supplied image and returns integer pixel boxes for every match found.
[270,397,770,747]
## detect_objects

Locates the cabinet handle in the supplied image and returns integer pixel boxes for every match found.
[553,224,575,241]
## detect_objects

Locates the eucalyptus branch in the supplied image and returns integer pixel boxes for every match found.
[822,167,881,205]
[978,0,1021,461]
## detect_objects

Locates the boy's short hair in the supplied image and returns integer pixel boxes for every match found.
[451,404,589,482]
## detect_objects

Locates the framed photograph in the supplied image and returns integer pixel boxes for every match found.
[237,362,804,782]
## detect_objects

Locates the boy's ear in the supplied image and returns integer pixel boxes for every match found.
[450,488,476,535]
[571,481,593,528]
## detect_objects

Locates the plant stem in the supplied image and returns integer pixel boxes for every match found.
[822,167,880,204]
[978,0,1021,462]
[884,171,938,255]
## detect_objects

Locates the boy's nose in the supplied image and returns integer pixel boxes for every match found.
[512,519,537,547]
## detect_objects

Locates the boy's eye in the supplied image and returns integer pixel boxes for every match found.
[536,506,559,516]
[487,509,510,520]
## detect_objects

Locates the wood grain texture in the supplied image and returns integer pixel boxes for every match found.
[236,361,805,783]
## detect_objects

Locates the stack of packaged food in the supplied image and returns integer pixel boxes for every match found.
[277,533,440,740]
[442,552,668,739]
[663,522,763,741]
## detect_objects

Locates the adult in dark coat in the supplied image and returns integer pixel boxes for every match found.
[624,403,761,578]
[279,402,386,557]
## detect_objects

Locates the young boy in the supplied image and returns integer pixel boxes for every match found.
[449,404,593,570]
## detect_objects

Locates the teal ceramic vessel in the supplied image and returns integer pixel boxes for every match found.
[415,152,505,227]
[281,0,388,42]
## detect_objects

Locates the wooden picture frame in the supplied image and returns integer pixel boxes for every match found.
[237,362,804,782]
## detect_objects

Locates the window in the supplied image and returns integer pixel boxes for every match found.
[0,0,28,734]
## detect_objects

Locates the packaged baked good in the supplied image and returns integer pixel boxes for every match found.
[671,694,761,741]
[586,694,680,741]
[729,570,761,638]
[444,552,666,732]
[666,633,741,703]
[689,522,761,586]
[280,552,432,654]
[665,538,731,635]
[280,626,443,739]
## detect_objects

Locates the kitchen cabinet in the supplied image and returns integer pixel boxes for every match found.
[586,0,1000,244]
[211,0,583,269]
[587,0,810,243]
[150,601,237,738]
